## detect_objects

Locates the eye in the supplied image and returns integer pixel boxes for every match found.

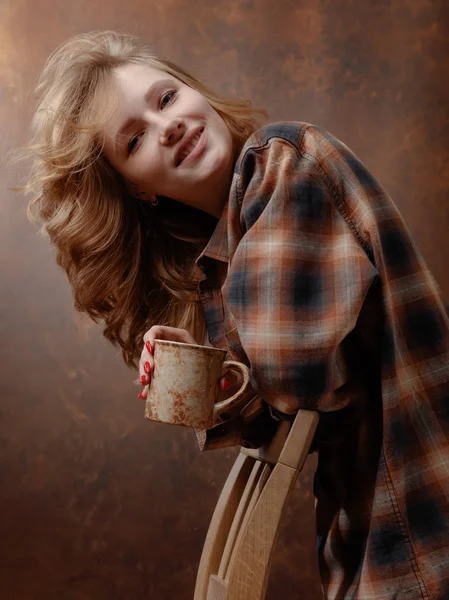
[160,90,176,109]
[128,132,143,155]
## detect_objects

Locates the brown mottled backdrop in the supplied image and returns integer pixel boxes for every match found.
[1,1,448,598]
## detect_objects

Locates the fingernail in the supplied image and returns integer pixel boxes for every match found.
[146,341,153,354]
[138,390,147,400]
[144,361,151,374]
[221,378,230,391]
[140,374,147,385]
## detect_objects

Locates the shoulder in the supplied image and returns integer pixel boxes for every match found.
[229,121,384,239]
[230,122,335,231]
[235,121,348,163]
[233,121,347,196]
[234,121,378,195]
[234,121,308,173]
[242,121,310,151]
[234,121,355,182]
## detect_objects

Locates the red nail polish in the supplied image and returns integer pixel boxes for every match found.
[146,341,153,354]
[140,375,146,385]
[137,391,143,399]
[144,361,151,374]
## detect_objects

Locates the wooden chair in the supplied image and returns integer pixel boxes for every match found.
[194,409,319,600]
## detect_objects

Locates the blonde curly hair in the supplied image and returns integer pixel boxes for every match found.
[22,30,267,368]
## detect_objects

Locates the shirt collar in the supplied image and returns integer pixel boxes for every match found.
[196,201,229,268]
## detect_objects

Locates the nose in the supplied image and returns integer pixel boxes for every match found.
[160,117,185,146]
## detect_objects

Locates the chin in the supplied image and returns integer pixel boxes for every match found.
[209,145,233,177]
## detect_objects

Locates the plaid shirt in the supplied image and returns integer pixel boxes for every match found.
[194,122,449,599]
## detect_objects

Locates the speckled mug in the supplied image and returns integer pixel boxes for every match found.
[144,340,251,429]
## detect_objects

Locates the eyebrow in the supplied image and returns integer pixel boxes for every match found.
[114,78,176,155]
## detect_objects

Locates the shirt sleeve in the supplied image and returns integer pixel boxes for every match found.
[222,127,379,416]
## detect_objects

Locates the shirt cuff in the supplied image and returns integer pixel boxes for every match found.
[193,394,282,452]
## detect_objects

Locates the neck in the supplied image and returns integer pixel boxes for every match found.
[178,163,233,219]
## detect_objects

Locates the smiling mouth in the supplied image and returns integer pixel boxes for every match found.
[176,128,205,166]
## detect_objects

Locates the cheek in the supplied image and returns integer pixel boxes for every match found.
[215,122,234,161]
[133,147,162,180]
[214,115,233,150]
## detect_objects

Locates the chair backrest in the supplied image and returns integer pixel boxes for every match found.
[194,409,319,600]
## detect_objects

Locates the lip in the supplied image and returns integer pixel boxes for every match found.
[175,126,206,167]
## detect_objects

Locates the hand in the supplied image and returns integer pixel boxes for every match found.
[137,325,197,400]
[136,325,243,404]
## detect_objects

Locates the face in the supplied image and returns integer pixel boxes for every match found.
[101,63,235,218]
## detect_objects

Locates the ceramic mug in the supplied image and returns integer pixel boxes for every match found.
[144,340,251,429]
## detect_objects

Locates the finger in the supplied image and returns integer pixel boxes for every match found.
[143,325,196,348]
[139,345,155,375]
[135,366,151,386]
[140,349,154,372]
[219,370,243,394]
[144,326,169,349]
[138,363,153,386]
[220,377,231,391]
[139,372,150,386]
[138,384,149,400]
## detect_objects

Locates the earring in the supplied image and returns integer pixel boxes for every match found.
[136,190,158,206]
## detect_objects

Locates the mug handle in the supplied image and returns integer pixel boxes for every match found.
[212,360,251,422]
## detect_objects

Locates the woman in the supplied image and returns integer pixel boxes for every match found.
[24,31,449,599]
